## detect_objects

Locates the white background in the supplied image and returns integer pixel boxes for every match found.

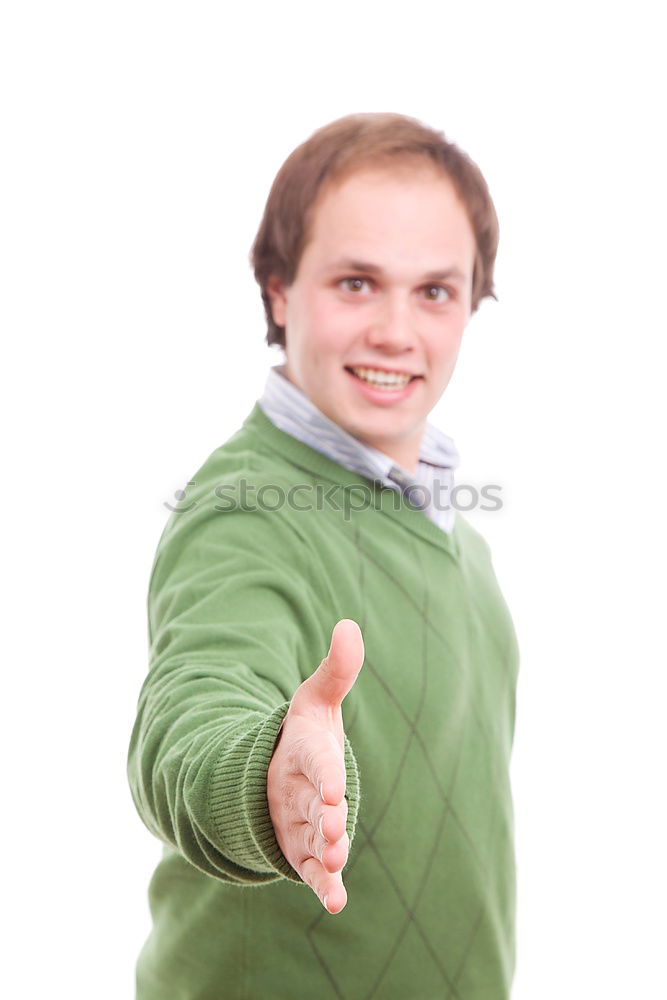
[2,1,665,997]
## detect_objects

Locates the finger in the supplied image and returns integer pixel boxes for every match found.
[319,798,348,843]
[298,819,328,867]
[299,821,350,873]
[305,619,365,710]
[295,783,348,844]
[299,858,347,914]
[320,831,350,874]
[295,731,346,805]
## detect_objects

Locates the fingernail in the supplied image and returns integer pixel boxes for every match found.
[318,814,325,838]
[319,781,325,800]
[323,895,329,911]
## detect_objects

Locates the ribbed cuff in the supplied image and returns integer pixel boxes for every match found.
[208,703,361,884]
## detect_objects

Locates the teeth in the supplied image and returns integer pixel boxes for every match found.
[351,366,413,389]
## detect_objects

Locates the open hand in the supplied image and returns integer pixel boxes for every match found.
[267,619,364,914]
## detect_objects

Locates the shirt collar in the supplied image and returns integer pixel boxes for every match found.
[258,365,460,481]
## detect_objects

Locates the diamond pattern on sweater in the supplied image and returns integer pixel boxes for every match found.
[303,525,515,999]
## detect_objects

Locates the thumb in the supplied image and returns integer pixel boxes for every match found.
[307,619,365,709]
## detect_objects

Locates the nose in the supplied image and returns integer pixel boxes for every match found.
[365,290,416,354]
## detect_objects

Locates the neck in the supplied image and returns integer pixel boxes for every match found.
[361,435,421,477]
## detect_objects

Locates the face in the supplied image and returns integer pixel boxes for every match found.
[267,164,477,473]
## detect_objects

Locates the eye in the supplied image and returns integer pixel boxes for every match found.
[339,276,372,294]
[421,284,451,303]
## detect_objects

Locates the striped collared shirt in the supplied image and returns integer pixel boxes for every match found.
[258,365,459,534]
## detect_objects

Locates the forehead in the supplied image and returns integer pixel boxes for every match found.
[302,163,476,271]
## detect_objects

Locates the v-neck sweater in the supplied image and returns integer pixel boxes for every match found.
[128,402,520,999]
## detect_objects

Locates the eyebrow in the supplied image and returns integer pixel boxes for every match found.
[327,257,468,284]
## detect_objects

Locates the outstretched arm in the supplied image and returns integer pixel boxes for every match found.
[127,502,361,887]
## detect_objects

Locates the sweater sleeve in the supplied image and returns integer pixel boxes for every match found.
[127,494,361,885]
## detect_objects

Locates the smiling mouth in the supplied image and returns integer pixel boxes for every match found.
[345,366,422,390]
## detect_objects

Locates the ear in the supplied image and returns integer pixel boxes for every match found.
[266,275,288,328]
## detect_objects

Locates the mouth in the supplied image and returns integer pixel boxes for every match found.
[345,365,422,392]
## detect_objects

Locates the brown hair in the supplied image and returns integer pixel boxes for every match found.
[251,112,499,347]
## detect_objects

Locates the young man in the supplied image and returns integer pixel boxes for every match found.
[128,113,520,999]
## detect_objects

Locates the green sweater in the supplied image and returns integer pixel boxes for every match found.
[128,403,520,1000]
